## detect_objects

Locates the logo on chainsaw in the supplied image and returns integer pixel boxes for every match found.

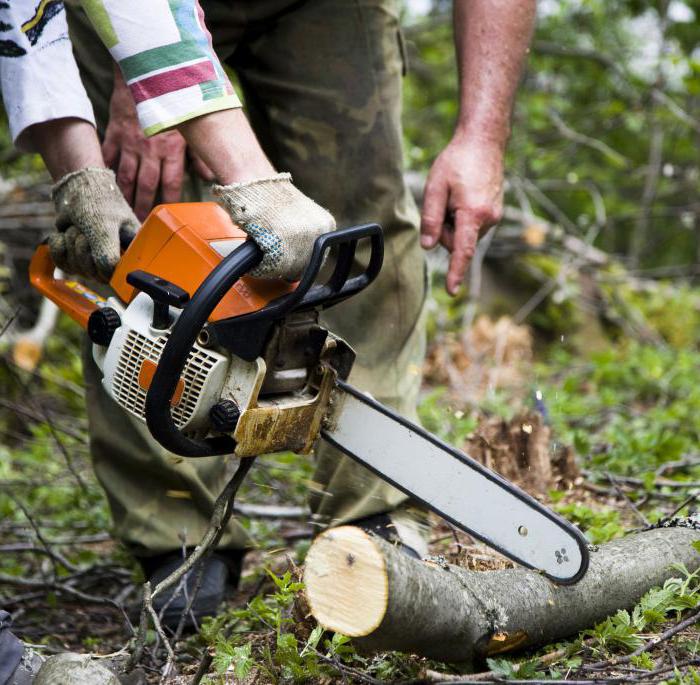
[138,359,184,407]
[555,548,569,564]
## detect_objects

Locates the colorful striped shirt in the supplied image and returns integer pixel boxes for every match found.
[82,0,241,136]
[0,0,96,151]
[0,0,240,149]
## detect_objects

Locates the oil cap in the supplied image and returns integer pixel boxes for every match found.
[88,307,121,346]
[209,399,241,433]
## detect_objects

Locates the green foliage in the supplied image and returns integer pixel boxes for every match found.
[0,318,111,578]
[486,656,547,681]
[535,341,700,484]
[418,388,478,443]
[586,567,700,655]
[511,254,582,335]
[665,668,700,685]
[202,570,359,684]
[604,280,700,349]
[553,502,624,544]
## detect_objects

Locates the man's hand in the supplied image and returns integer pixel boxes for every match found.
[420,133,504,296]
[103,69,215,221]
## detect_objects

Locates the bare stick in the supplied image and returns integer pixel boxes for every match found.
[126,456,255,674]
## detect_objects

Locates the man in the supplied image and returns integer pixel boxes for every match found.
[0,0,336,627]
[2,0,536,627]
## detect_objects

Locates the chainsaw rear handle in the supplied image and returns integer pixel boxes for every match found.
[29,243,104,328]
[29,231,137,328]
[145,223,384,457]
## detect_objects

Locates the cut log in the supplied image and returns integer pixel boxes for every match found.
[304,524,700,664]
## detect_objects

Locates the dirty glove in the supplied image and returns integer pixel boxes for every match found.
[214,173,336,280]
[49,168,140,282]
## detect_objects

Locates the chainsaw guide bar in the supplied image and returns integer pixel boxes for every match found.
[323,380,589,583]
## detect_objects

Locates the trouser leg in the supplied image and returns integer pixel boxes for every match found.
[0,611,23,685]
[227,0,427,526]
[65,2,248,555]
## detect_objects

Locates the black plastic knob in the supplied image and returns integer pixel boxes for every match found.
[209,399,241,433]
[88,307,122,346]
[126,270,190,330]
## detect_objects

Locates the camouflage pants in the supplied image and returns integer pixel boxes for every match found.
[68,0,427,556]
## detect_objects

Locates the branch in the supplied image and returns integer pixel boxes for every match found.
[126,456,256,675]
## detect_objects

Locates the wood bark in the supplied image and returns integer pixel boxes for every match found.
[304,524,700,664]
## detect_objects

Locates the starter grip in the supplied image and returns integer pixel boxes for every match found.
[143,224,384,457]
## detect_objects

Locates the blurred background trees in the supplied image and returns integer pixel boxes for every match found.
[404,0,700,272]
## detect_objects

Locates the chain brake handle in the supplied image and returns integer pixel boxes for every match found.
[143,223,384,457]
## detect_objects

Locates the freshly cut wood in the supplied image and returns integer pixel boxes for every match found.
[304,524,700,664]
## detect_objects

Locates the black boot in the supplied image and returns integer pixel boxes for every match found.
[138,550,244,630]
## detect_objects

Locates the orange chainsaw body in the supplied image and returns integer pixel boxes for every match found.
[30,203,295,328]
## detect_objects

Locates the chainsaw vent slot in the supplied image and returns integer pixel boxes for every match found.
[111,329,220,430]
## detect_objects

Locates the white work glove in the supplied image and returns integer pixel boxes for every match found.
[214,173,336,280]
[49,168,140,283]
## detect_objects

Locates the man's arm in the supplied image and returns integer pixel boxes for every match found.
[81,0,334,281]
[27,117,140,281]
[420,1,536,296]
[27,118,104,181]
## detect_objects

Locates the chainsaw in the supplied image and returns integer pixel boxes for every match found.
[30,202,589,583]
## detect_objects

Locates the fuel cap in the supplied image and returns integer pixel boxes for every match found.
[88,307,121,346]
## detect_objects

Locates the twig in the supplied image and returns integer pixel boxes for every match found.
[126,456,256,674]
[583,603,700,671]
[427,638,598,682]
[548,109,628,167]
[605,471,649,526]
[664,493,700,521]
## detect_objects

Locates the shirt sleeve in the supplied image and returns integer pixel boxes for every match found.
[0,0,96,151]
[81,0,242,136]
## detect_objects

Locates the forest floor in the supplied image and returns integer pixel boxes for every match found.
[2,274,700,684]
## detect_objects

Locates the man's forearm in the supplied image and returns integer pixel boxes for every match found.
[27,118,104,181]
[453,0,536,148]
[179,109,276,185]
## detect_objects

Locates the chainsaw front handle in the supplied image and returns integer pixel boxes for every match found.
[29,243,106,328]
[144,224,384,457]
[208,223,384,360]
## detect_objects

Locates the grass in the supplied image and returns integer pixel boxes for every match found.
[3,273,700,682]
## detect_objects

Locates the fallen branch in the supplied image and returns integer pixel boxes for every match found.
[304,525,700,664]
[126,456,255,676]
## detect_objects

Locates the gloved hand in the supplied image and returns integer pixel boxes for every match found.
[214,173,336,280]
[49,168,140,282]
